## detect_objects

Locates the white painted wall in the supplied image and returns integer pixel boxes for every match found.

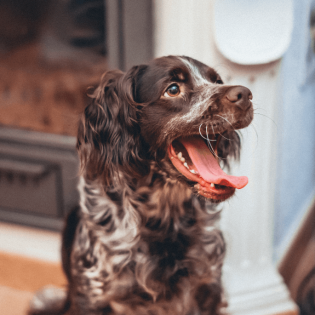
[154,0,216,66]
[153,1,298,314]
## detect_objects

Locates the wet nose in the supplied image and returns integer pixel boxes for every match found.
[225,86,252,110]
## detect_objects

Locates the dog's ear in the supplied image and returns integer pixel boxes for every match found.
[77,65,149,186]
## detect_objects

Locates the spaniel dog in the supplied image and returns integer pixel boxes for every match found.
[29,56,253,315]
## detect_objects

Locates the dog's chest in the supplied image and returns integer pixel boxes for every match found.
[75,183,223,313]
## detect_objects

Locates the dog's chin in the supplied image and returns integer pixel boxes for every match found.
[194,184,235,203]
[196,184,235,202]
[167,135,247,202]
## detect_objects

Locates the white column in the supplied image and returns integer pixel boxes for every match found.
[219,62,298,315]
[154,0,216,65]
[153,1,298,314]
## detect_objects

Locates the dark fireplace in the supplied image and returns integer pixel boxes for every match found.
[0,0,153,230]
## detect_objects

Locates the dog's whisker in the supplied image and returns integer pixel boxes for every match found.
[217,131,233,141]
[241,123,259,157]
[214,114,236,131]
[210,122,235,147]
[254,113,278,128]
[251,123,259,139]
[235,129,242,140]
[199,123,208,140]
[205,125,214,154]
[250,123,259,151]
[199,123,216,141]
[206,125,222,159]
[253,107,268,114]
[210,122,216,136]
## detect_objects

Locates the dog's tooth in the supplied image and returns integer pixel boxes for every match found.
[180,157,185,163]
[184,162,189,169]
[190,169,197,174]
[177,152,182,159]
[210,183,215,187]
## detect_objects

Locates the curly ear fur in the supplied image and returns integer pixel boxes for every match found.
[77,66,149,186]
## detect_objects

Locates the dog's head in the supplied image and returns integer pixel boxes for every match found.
[78,56,253,201]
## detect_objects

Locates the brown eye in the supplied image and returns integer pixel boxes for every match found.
[165,84,180,97]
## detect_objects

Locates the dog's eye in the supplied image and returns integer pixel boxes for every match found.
[216,79,223,84]
[164,84,180,97]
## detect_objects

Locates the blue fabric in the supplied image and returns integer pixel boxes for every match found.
[273,0,315,259]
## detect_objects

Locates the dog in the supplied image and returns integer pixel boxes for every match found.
[29,55,253,315]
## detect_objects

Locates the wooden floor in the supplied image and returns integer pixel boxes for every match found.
[0,221,306,315]
[0,221,66,315]
[0,253,300,315]
[0,286,34,315]
[0,252,66,315]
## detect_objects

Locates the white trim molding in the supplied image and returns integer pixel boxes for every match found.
[0,222,61,263]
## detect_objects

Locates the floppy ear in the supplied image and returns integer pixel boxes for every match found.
[77,65,149,186]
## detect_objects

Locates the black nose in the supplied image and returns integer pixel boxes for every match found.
[225,86,252,110]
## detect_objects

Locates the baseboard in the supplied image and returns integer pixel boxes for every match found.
[273,311,298,315]
[0,222,62,262]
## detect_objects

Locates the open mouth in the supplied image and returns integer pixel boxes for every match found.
[168,135,248,201]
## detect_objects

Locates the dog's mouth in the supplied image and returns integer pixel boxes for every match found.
[168,135,248,201]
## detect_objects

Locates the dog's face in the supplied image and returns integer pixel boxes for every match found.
[134,56,253,201]
[78,56,253,202]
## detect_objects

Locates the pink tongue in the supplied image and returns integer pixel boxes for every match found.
[181,137,248,189]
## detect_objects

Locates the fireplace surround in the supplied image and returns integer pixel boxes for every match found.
[0,0,153,230]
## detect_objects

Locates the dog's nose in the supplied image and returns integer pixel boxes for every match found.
[225,86,252,110]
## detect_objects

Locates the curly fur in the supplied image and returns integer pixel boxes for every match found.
[29,56,253,315]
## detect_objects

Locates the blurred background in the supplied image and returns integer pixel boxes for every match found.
[0,0,314,314]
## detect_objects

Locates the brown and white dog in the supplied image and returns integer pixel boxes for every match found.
[29,56,253,315]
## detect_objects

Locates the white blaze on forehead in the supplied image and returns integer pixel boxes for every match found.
[179,57,211,86]
[163,58,225,135]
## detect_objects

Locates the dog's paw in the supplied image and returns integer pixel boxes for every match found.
[28,285,68,315]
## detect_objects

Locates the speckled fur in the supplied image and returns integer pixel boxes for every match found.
[29,56,253,315]
[68,169,225,315]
